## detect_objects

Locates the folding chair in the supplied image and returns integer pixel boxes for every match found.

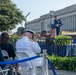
[0,67,9,75]
[0,50,10,75]
[1,50,14,75]
[1,50,9,60]
[16,51,37,75]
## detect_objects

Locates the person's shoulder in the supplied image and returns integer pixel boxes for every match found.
[54,19,56,21]
[6,43,13,46]
[58,19,61,21]
[16,38,22,42]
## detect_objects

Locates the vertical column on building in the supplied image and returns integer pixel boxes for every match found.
[67,16,69,31]
[63,17,65,30]
[62,17,64,30]
[66,16,68,30]
[73,15,75,31]
[65,17,67,31]
[71,15,74,31]
[60,18,63,32]
[69,16,71,31]
[70,15,72,31]
[75,14,76,30]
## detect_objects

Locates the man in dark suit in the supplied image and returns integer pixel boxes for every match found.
[54,16,63,36]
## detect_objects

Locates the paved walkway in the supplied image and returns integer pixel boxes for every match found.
[19,68,76,75]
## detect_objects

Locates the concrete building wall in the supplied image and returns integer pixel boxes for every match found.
[40,18,51,32]
[59,11,76,31]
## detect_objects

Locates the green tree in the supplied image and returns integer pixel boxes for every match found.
[0,0,25,31]
[16,27,25,35]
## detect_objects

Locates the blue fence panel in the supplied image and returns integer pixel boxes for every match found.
[54,45,66,56]
[38,42,46,53]
[46,44,54,55]
[38,38,76,56]
[66,44,76,56]
[74,38,76,43]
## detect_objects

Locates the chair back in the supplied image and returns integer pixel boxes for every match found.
[0,50,10,75]
[16,51,32,68]
[1,50,9,60]
[0,67,9,75]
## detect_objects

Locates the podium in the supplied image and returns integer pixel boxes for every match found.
[50,24,56,38]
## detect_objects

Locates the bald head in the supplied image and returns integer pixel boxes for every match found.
[25,32,33,39]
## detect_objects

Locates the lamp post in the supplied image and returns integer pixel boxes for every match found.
[25,12,31,29]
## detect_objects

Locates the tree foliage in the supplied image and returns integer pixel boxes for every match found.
[16,27,25,35]
[0,0,25,31]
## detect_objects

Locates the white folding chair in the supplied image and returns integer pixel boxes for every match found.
[16,51,37,75]
[0,50,10,75]
[0,67,9,75]
[1,50,9,60]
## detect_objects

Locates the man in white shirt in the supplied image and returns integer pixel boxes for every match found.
[16,30,44,75]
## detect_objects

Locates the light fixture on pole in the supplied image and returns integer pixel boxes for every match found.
[25,12,31,29]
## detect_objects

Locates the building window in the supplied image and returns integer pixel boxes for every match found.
[41,22,44,31]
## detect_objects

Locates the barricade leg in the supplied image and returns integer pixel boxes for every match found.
[43,50,48,75]
[47,58,57,75]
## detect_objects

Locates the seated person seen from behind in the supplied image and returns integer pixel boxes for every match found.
[0,32,17,75]
[0,32,16,59]
[16,29,46,75]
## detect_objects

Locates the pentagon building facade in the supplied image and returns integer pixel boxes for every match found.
[25,4,76,33]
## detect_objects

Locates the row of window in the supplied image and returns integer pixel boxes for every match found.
[60,14,76,31]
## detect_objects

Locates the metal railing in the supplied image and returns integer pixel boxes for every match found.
[37,38,76,56]
[9,37,76,56]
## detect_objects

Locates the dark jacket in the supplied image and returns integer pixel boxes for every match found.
[0,43,16,59]
[54,19,62,27]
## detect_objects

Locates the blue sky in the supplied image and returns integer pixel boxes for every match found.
[11,0,76,32]
[11,0,76,21]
